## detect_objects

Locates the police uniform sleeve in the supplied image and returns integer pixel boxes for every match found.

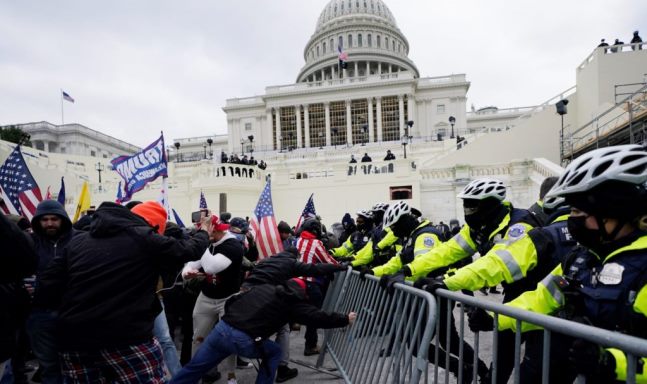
[605,284,647,383]
[444,225,538,291]
[498,264,566,332]
[376,228,398,249]
[372,253,402,276]
[374,232,442,279]
[332,236,354,258]
[407,225,476,279]
[351,240,374,267]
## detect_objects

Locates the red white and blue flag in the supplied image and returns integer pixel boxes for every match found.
[62,90,75,103]
[250,179,283,259]
[295,193,317,230]
[338,44,348,69]
[0,146,43,219]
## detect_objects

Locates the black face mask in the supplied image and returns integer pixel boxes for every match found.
[464,201,504,230]
[567,216,602,250]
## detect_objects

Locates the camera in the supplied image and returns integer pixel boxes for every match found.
[191,209,209,223]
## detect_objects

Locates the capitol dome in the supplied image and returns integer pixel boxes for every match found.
[296,0,419,83]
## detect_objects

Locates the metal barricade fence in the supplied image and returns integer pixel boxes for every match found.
[317,269,437,384]
[432,289,647,384]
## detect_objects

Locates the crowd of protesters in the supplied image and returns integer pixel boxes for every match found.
[2,143,647,384]
[220,151,267,170]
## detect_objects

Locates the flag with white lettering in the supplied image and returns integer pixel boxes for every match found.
[0,146,43,219]
[111,134,167,203]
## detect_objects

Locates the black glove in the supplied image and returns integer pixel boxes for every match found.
[413,277,433,290]
[424,277,447,294]
[467,308,494,332]
[569,339,616,382]
[379,271,406,294]
[359,268,374,281]
[336,256,354,262]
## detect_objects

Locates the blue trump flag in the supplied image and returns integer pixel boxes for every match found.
[111,134,167,203]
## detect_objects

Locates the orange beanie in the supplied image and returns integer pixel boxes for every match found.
[132,201,167,234]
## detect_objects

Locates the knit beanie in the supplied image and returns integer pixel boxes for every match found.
[132,201,167,234]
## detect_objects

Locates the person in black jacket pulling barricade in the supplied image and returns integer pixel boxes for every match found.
[171,278,356,384]
[242,248,347,382]
[35,201,211,384]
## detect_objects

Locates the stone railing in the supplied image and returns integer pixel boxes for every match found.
[578,42,645,72]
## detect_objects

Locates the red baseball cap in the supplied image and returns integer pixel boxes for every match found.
[210,215,230,232]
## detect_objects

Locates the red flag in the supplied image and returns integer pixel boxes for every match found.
[250,179,283,259]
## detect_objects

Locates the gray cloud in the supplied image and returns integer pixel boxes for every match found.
[0,0,644,147]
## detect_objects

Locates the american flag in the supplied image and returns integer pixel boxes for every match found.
[199,191,208,209]
[62,90,75,103]
[338,44,348,62]
[0,146,43,220]
[250,179,283,259]
[295,193,317,231]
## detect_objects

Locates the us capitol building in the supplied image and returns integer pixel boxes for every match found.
[5,0,647,225]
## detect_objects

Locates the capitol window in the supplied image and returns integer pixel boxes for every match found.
[385,37,388,49]
[317,46,320,56]
[358,34,362,47]
[245,123,252,131]
[437,104,446,114]
[377,35,381,47]
[339,36,343,49]
[323,42,326,53]
[392,40,395,51]
[368,34,372,47]
[348,34,353,47]
[330,38,334,50]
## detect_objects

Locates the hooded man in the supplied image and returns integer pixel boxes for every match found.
[27,200,76,384]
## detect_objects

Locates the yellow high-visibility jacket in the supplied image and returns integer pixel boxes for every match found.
[351,227,399,267]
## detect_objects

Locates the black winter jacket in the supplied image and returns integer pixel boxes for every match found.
[30,199,76,281]
[0,214,37,360]
[223,283,348,340]
[35,202,209,350]
[242,249,344,288]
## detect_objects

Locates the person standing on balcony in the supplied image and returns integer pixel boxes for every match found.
[361,153,372,162]
[349,155,357,163]
[611,38,624,53]
[631,30,643,50]
[384,149,396,161]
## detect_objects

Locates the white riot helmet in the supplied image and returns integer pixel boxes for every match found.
[457,178,506,201]
[545,144,647,199]
[383,201,411,228]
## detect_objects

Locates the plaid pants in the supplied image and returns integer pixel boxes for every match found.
[60,338,166,383]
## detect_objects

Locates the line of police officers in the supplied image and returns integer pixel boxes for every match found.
[327,144,647,383]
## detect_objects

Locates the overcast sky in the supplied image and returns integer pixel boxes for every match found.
[1,1,645,147]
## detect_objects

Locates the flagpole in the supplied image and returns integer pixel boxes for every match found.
[60,89,64,125]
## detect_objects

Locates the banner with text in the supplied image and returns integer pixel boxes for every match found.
[111,134,167,203]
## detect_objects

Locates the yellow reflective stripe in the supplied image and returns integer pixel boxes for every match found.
[495,249,523,281]
[607,348,626,381]
[454,234,473,254]
[540,274,565,306]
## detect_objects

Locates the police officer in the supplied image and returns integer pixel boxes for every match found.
[491,144,647,383]
[424,194,575,383]
[351,203,400,268]
[331,210,374,259]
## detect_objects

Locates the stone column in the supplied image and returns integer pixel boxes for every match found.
[346,99,353,145]
[398,95,405,139]
[366,61,370,76]
[320,69,324,81]
[295,105,302,148]
[275,108,282,151]
[354,62,358,77]
[407,94,416,135]
[367,98,374,143]
[44,141,50,152]
[376,97,383,142]
[378,62,382,75]
[304,104,311,148]
[324,102,331,147]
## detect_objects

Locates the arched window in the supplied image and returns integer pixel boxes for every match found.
[339,36,343,49]
[358,34,363,47]
[398,43,401,52]
[348,34,353,47]
[377,35,381,47]
[385,37,388,49]
[392,40,395,51]
[356,1,359,7]
[341,1,344,10]
[330,38,334,51]
[316,46,320,56]
[368,34,372,47]
[323,42,327,54]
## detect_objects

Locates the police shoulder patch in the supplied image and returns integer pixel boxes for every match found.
[506,224,526,240]
[423,237,435,247]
